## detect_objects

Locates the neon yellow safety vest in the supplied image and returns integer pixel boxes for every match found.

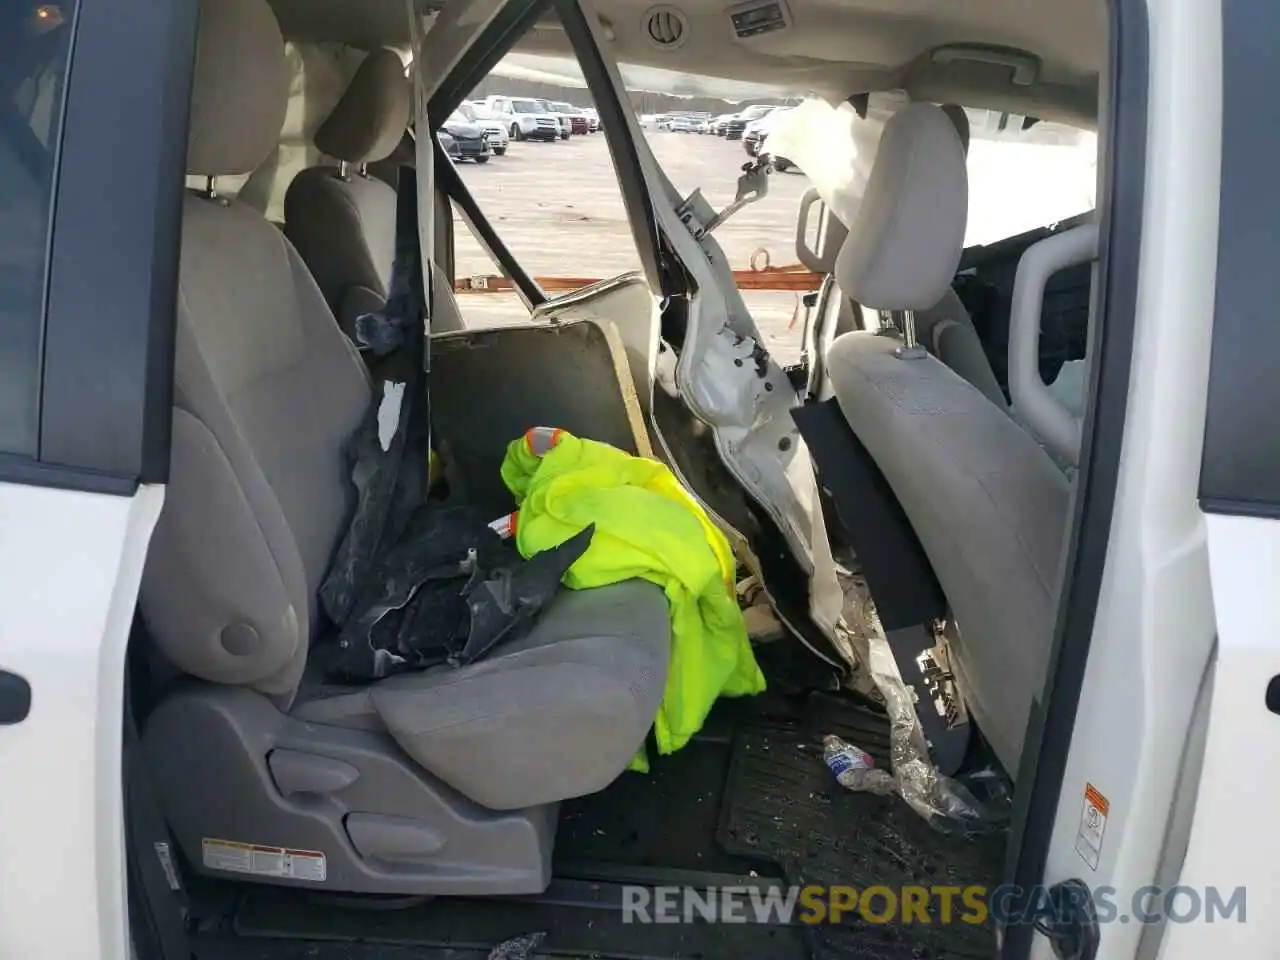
[500,428,765,769]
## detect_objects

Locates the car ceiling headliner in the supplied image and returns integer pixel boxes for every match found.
[268,0,1105,124]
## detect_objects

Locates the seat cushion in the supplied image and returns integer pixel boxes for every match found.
[826,332,1071,773]
[293,580,671,809]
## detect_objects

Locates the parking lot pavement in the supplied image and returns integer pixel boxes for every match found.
[453,128,815,365]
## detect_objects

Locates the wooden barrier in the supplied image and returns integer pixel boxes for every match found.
[453,262,824,295]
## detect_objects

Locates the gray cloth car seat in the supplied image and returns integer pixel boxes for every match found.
[139,0,670,889]
[284,49,408,338]
[286,55,466,337]
[823,103,1072,775]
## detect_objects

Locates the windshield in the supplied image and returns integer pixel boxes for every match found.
[457,103,477,121]
[553,102,572,113]
[741,105,773,120]
[512,100,544,114]
[447,110,465,124]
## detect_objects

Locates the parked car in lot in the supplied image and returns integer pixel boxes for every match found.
[743,106,792,157]
[440,108,492,162]
[552,101,590,135]
[483,95,560,141]
[461,101,508,155]
[668,115,699,133]
[536,99,574,138]
[711,112,736,136]
[436,128,456,159]
[724,104,776,140]
[583,107,600,131]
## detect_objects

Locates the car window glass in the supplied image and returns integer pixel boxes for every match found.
[962,109,1097,246]
[1,1,77,457]
[448,15,644,325]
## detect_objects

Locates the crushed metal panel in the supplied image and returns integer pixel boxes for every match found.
[432,319,650,516]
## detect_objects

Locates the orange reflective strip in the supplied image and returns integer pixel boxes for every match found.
[524,426,563,456]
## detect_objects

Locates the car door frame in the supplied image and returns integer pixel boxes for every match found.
[0,0,197,956]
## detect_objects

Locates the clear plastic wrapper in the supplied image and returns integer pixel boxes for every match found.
[487,931,546,960]
[834,565,1010,834]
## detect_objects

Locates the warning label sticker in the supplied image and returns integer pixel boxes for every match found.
[202,838,327,883]
[1075,782,1110,871]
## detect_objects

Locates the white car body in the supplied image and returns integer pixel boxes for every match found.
[482,94,561,140]
[462,101,509,152]
[537,99,574,137]
[744,107,789,140]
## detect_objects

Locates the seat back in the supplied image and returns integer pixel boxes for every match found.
[140,0,371,704]
[825,103,1071,774]
[913,289,1009,408]
[285,49,409,339]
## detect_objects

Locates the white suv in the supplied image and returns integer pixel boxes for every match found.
[482,95,561,142]
[461,101,509,155]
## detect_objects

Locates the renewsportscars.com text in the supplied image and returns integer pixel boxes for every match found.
[621,884,1247,926]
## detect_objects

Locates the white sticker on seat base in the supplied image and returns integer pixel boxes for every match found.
[202,837,327,882]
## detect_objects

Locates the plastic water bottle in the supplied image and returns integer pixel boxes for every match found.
[822,735,897,795]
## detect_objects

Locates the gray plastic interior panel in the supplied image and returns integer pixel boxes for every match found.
[1009,222,1099,465]
[143,684,557,895]
[431,319,650,516]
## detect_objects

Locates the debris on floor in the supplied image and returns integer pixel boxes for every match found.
[822,734,896,795]
[743,603,787,643]
[487,930,546,960]
[719,715,1004,960]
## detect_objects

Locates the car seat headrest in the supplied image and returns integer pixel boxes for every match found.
[835,103,968,312]
[314,49,410,165]
[940,103,971,155]
[186,0,289,178]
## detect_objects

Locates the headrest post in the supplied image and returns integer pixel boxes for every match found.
[337,160,351,181]
[894,310,928,359]
[358,162,369,178]
[202,175,218,199]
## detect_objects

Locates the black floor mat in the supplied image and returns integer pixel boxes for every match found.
[555,736,777,878]
[228,879,807,959]
[717,699,1005,960]
[194,937,489,960]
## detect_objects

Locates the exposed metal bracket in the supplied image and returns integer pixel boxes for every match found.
[682,156,771,239]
